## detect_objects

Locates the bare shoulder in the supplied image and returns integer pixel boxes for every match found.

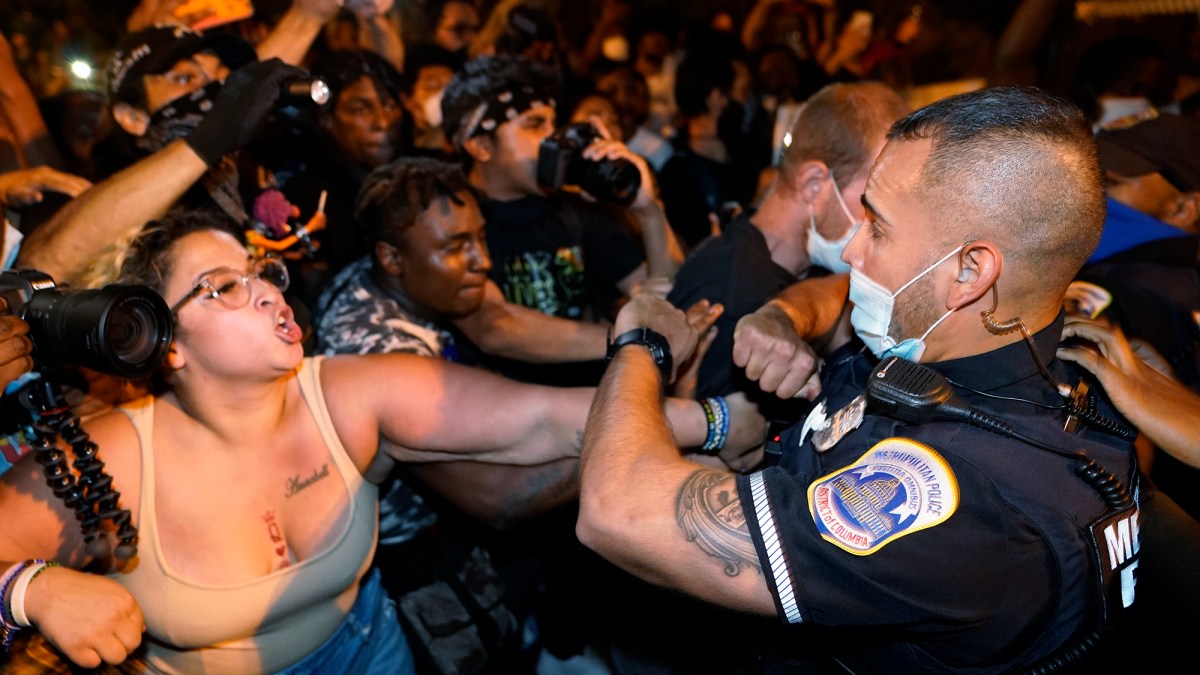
[316,353,435,465]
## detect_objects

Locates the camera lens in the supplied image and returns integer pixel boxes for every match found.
[582,157,640,206]
[24,285,173,379]
[103,295,166,367]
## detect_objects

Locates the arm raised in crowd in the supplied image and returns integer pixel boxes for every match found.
[1058,315,1200,467]
[352,0,405,71]
[255,0,343,64]
[16,59,303,284]
[15,139,207,283]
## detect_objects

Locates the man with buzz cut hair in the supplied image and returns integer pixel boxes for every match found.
[578,87,1140,672]
[669,81,908,421]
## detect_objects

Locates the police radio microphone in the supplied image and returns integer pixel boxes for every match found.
[865,356,1130,509]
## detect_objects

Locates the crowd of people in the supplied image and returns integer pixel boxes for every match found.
[0,0,1199,673]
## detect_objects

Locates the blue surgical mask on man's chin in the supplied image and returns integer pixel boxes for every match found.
[848,242,967,361]
[806,171,861,274]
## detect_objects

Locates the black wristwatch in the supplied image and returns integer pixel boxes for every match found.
[606,327,673,382]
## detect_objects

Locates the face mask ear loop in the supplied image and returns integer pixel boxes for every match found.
[980,284,1070,397]
[828,170,861,232]
[893,242,968,299]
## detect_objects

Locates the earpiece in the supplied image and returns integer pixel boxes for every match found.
[958,268,970,282]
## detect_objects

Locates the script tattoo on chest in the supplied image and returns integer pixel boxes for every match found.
[284,463,330,498]
[676,469,762,577]
[262,510,291,569]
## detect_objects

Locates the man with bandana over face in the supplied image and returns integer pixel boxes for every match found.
[17,21,319,286]
[577,87,1142,672]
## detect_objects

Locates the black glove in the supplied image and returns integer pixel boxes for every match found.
[184,58,307,167]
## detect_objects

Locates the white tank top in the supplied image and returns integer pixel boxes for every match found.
[112,357,379,674]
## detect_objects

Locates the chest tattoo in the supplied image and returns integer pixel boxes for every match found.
[284,463,330,498]
[262,510,291,569]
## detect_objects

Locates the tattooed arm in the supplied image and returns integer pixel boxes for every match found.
[576,303,775,616]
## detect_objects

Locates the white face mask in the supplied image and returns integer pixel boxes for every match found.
[421,88,445,129]
[806,171,861,274]
[848,243,966,362]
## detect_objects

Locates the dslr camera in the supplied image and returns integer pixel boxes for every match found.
[537,123,641,206]
[0,270,173,379]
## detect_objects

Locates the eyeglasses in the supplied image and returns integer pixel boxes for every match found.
[170,256,290,316]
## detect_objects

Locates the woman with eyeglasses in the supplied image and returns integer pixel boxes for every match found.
[0,210,757,672]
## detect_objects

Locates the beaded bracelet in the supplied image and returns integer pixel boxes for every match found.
[699,398,717,451]
[699,396,730,454]
[0,560,36,650]
[0,561,30,629]
[11,561,59,627]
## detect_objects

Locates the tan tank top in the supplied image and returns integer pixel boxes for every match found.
[112,357,379,674]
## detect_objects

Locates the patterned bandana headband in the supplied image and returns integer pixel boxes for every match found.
[453,85,555,150]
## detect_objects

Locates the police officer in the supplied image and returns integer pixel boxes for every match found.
[576,87,1140,672]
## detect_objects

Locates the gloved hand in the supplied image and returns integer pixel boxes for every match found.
[184,58,308,167]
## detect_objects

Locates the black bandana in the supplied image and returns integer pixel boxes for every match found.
[453,85,555,150]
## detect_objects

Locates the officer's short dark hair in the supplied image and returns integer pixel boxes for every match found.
[888,86,1105,293]
[355,157,478,249]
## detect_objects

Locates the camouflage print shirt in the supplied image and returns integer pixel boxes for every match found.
[314,256,459,545]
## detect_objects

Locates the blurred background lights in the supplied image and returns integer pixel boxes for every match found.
[69,60,91,79]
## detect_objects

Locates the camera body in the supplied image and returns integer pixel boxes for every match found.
[0,270,173,379]
[536,123,641,206]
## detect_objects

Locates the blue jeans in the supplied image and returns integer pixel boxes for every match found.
[276,568,414,674]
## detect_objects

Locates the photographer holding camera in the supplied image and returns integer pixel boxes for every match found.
[442,56,683,342]
[0,298,32,393]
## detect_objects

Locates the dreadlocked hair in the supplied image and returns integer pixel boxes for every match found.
[355,157,479,248]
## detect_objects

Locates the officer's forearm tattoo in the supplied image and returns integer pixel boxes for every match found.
[677,469,762,577]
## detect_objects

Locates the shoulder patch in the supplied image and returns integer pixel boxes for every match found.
[808,438,958,555]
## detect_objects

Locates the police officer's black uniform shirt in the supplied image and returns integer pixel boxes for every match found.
[736,316,1139,672]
